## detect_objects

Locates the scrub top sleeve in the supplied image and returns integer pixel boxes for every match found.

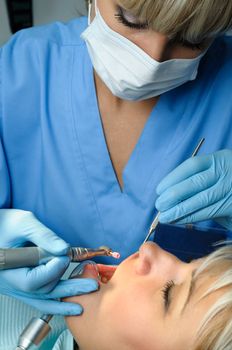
[0,49,11,208]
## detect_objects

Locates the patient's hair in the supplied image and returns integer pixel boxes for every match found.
[191,244,232,350]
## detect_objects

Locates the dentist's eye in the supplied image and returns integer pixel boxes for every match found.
[170,38,205,51]
[162,280,175,310]
[114,6,148,30]
[179,39,204,50]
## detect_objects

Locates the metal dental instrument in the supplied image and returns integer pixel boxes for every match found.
[15,314,52,350]
[0,245,120,270]
[143,138,205,244]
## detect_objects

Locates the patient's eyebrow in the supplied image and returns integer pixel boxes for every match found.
[180,268,197,315]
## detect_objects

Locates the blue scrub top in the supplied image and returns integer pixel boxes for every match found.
[0,17,232,262]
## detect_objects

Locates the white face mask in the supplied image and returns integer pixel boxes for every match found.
[81,1,205,101]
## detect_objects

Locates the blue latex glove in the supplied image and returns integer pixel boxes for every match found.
[0,209,98,315]
[156,150,232,230]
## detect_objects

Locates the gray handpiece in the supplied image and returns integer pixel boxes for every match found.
[0,247,52,270]
[0,246,114,270]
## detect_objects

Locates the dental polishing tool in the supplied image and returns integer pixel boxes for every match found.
[0,246,120,270]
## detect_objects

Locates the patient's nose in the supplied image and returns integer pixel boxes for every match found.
[136,242,182,276]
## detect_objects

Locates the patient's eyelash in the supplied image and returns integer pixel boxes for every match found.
[114,6,148,30]
[162,280,175,310]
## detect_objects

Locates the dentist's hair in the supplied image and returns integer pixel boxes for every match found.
[119,0,232,44]
[190,244,232,350]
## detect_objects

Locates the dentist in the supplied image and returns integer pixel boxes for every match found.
[0,0,232,315]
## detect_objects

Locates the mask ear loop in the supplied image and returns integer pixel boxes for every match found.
[88,0,98,25]
[88,0,92,25]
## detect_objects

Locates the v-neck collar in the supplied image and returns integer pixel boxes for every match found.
[71,43,188,204]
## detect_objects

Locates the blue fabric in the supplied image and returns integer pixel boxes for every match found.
[52,329,73,350]
[0,17,232,263]
[153,224,228,262]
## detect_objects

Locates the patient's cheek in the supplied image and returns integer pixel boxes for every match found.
[64,274,101,343]
[63,287,98,337]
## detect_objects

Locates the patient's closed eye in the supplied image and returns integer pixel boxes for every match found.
[162,280,175,310]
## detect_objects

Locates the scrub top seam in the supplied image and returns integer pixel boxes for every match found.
[17,36,86,50]
[69,49,107,235]
[60,43,85,48]
[26,37,86,49]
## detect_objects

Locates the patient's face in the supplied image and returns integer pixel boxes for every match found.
[65,242,220,350]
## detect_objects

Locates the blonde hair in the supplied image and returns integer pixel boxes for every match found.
[119,0,232,44]
[190,244,232,350]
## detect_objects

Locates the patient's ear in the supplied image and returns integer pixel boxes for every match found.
[97,264,117,283]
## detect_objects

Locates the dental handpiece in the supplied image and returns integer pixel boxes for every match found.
[0,246,120,270]
[16,314,52,350]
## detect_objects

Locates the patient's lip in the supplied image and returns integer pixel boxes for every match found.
[97,264,117,283]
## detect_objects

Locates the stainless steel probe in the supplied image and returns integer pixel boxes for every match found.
[143,138,205,243]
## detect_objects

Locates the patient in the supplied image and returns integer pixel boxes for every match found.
[65,242,232,350]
